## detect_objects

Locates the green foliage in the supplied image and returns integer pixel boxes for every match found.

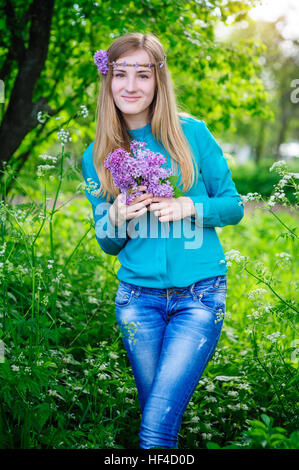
[207,415,299,449]
[231,159,299,203]
[0,136,298,449]
[167,175,185,198]
[221,18,299,161]
[1,0,269,180]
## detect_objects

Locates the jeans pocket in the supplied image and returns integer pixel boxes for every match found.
[115,284,134,307]
[196,288,227,317]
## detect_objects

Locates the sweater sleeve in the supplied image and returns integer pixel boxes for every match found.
[81,143,130,256]
[188,120,244,228]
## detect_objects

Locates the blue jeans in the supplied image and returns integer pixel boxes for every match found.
[114,275,227,449]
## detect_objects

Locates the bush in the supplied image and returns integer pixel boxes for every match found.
[231,158,299,204]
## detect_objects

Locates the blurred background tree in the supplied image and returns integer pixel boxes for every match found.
[0,0,270,198]
[220,16,299,164]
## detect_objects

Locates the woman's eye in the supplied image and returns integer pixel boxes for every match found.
[114,74,149,79]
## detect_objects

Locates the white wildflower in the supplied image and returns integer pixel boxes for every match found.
[109,351,118,360]
[275,252,292,268]
[248,288,268,299]
[57,128,72,144]
[0,242,7,256]
[39,154,58,163]
[206,383,215,392]
[266,331,286,343]
[79,105,88,118]
[241,192,260,203]
[205,396,217,403]
[224,249,247,265]
[98,373,107,380]
[37,164,56,177]
[269,160,287,174]
[191,416,200,423]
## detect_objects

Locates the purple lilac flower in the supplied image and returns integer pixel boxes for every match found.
[94,50,109,74]
[104,140,174,205]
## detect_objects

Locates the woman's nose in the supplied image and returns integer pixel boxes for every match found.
[125,77,138,92]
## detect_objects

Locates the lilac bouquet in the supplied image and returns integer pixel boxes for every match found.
[104,140,183,205]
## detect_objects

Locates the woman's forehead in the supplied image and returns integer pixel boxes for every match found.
[117,49,151,65]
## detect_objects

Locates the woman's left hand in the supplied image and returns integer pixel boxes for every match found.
[148,196,196,223]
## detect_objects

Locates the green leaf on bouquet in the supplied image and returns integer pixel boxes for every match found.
[173,186,184,198]
[168,175,184,198]
[168,175,179,186]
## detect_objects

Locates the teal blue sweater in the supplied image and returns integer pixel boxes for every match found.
[82,116,244,288]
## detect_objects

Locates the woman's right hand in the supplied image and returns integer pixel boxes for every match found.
[109,186,153,228]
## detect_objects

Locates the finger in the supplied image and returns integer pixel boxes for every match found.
[129,194,153,206]
[126,206,148,220]
[159,211,173,222]
[150,197,163,203]
[157,207,172,218]
[148,201,167,211]
[128,199,151,213]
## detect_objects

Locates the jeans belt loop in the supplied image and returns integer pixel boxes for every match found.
[214,275,221,288]
[134,286,141,298]
[189,282,196,300]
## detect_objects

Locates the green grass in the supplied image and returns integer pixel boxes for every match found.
[0,150,298,449]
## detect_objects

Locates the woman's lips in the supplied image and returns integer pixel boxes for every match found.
[122,97,140,102]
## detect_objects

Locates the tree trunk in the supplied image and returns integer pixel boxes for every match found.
[0,0,55,177]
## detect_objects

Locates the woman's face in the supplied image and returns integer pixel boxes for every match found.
[111,49,156,129]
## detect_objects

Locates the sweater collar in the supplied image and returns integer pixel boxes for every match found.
[127,122,152,140]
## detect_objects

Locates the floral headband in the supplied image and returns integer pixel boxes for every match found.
[93,49,166,75]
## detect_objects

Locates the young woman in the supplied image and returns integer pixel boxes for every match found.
[82,32,244,449]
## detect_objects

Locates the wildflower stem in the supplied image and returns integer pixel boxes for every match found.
[268,208,298,239]
[63,226,92,273]
[48,146,65,326]
[244,266,299,314]
[32,180,47,245]
[251,326,292,421]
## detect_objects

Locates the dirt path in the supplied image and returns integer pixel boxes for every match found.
[243,200,298,218]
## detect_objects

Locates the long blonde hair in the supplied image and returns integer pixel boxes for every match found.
[93,32,199,202]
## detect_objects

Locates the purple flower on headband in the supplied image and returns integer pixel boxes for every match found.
[94,49,109,74]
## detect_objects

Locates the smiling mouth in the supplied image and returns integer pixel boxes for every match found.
[122,97,141,100]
